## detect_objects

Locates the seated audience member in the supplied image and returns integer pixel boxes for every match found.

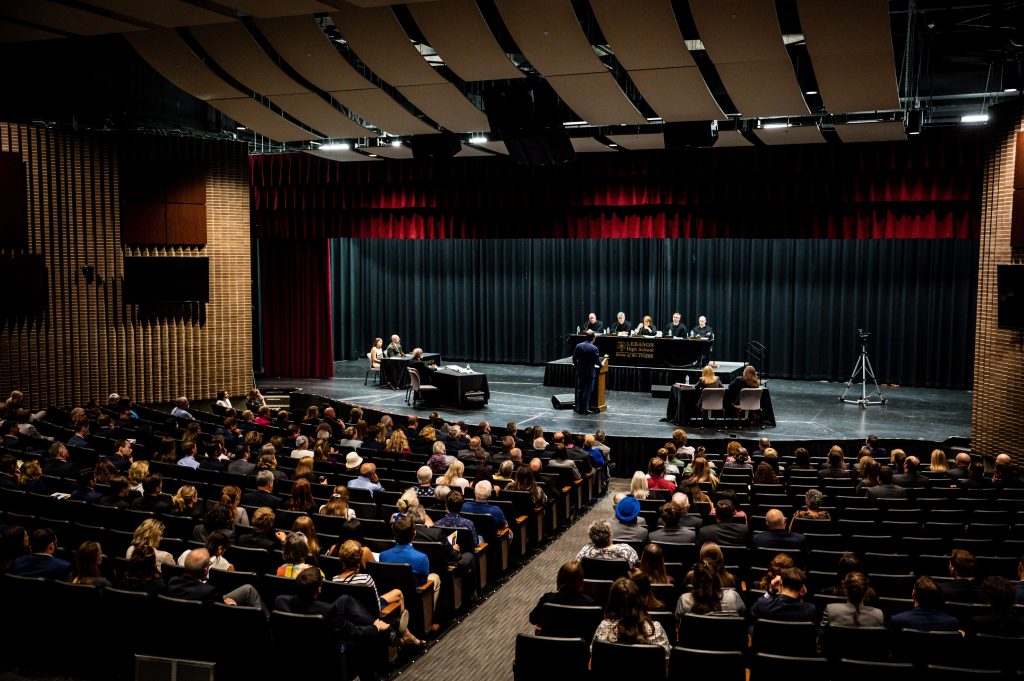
[753,509,807,551]
[758,553,795,591]
[960,461,993,489]
[674,557,745,620]
[710,489,748,525]
[1018,558,1024,605]
[276,532,323,579]
[750,567,816,622]
[0,453,19,488]
[630,569,664,612]
[319,485,357,519]
[946,452,971,480]
[670,492,704,529]
[44,442,77,478]
[889,576,960,632]
[131,473,172,513]
[462,480,508,531]
[790,488,831,528]
[818,572,884,645]
[99,476,131,508]
[724,448,752,472]
[177,442,201,469]
[611,495,649,544]
[333,540,422,646]
[505,466,548,506]
[865,465,907,500]
[178,531,233,571]
[683,456,718,490]
[170,485,201,518]
[67,421,91,449]
[493,460,515,485]
[993,453,1024,488]
[288,478,316,514]
[193,503,235,543]
[236,507,287,550]
[118,545,166,597]
[697,499,752,547]
[646,457,676,493]
[941,548,984,603]
[433,490,480,547]
[221,485,248,527]
[972,576,1024,636]
[752,460,779,485]
[548,444,581,480]
[592,578,671,659]
[70,468,103,504]
[629,472,650,500]
[0,526,28,574]
[639,544,672,585]
[379,517,441,610]
[167,548,265,613]
[529,561,596,631]
[894,455,929,488]
[127,518,175,569]
[17,459,45,493]
[349,462,386,497]
[414,466,435,497]
[241,470,284,509]
[818,447,849,480]
[576,520,639,569]
[649,502,695,544]
[390,488,432,526]
[9,528,71,580]
[170,396,195,420]
[820,552,871,599]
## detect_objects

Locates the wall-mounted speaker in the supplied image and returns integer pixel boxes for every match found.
[664,121,719,149]
[410,133,462,160]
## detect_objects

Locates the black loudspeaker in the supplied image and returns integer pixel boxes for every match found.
[410,133,462,159]
[483,80,575,166]
[664,121,718,149]
[551,394,576,410]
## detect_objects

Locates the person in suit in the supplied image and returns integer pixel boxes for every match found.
[665,312,686,338]
[583,312,603,333]
[241,470,284,509]
[572,330,601,416]
[8,528,71,580]
[43,442,78,478]
[528,560,596,629]
[610,495,649,544]
[408,348,435,386]
[750,567,817,622]
[130,473,172,513]
[865,466,908,500]
[633,315,658,336]
[698,499,751,547]
[941,549,985,604]
[817,572,884,645]
[227,449,256,475]
[894,456,930,489]
[236,507,287,550]
[649,501,696,544]
[67,421,91,449]
[689,316,714,339]
[889,576,960,631]
[385,334,405,357]
[946,453,972,481]
[753,509,807,551]
[693,365,723,398]
[612,312,631,335]
[166,548,266,614]
[2,419,20,449]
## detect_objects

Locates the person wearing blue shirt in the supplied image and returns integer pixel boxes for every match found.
[171,396,195,420]
[750,568,817,622]
[461,480,507,531]
[889,576,961,632]
[379,516,440,612]
[177,442,201,469]
[348,462,386,496]
[9,528,71,580]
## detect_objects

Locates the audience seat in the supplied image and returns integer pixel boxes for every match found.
[535,603,604,640]
[751,652,828,680]
[821,624,889,663]
[677,613,746,652]
[670,647,744,681]
[270,610,356,681]
[836,658,915,681]
[513,635,589,681]
[752,619,818,657]
[591,640,666,681]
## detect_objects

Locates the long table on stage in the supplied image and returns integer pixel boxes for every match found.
[426,368,490,408]
[570,334,710,368]
[380,352,441,389]
[666,384,777,427]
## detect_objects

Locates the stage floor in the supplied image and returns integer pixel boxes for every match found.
[259,360,972,443]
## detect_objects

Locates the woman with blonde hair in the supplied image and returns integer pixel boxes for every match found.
[293,456,318,483]
[221,485,249,527]
[291,515,322,559]
[391,488,433,526]
[437,460,468,491]
[333,540,422,646]
[930,449,949,472]
[695,366,723,396]
[630,471,650,500]
[171,485,199,517]
[684,457,719,491]
[128,460,149,495]
[19,460,45,493]
[319,485,356,519]
[385,429,411,455]
[313,438,334,462]
[127,518,174,569]
[302,405,319,424]
[181,422,202,448]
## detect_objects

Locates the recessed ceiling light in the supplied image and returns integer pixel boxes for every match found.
[961,114,989,124]
[236,125,246,131]
[805,90,818,95]
[368,153,378,157]
[761,122,789,130]
[468,136,488,145]
[391,140,402,147]
[608,143,618,147]
[320,142,350,151]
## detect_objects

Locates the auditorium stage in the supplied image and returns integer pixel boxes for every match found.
[259,359,972,444]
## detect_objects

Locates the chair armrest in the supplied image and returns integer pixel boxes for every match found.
[497,527,512,537]
[380,602,401,618]
[417,582,432,593]
[516,515,529,524]
[474,542,489,553]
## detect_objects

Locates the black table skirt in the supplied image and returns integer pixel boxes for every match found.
[427,369,490,408]
[667,385,776,427]
[570,334,710,368]
[380,352,441,388]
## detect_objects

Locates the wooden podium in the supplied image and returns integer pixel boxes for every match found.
[591,357,609,412]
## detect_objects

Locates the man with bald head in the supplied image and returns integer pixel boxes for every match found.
[348,462,385,496]
[993,453,1023,488]
[752,509,807,552]
[385,335,405,357]
[894,455,929,488]
[947,452,972,481]
[166,548,267,613]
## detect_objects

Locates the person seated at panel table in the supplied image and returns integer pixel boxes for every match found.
[633,315,658,337]
[385,334,405,357]
[583,312,603,333]
[369,337,384,369]
[612,311,632,335]
[725,365,761,412]
[665,312,687,338]
[688,315,714,339]
[409,348,436,386]
[694,365,723,396]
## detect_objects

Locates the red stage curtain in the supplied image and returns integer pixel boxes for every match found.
[250,128,981,241]
[260,239,333,378]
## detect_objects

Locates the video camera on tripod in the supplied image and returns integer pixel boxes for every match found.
[840,328,887,407]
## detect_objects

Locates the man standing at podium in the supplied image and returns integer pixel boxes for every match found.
[572,330,601,415]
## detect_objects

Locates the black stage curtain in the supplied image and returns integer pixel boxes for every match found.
[331,238,977,389]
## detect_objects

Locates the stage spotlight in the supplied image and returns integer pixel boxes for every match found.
[905,109,924,135]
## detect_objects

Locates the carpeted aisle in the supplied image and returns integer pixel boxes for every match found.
[397,480,628,681]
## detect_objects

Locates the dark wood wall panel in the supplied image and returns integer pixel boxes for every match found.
[0,151,27,247]
[0,122,251,408]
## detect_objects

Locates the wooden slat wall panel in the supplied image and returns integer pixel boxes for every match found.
[0,122,251,408]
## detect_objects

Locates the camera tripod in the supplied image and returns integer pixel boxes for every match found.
[840,341,887,407]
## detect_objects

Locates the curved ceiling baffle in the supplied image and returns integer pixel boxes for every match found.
[188,22,370,140]
[254,16,434,139]
[571,138,618,153]
[125,29,316,142]
[328,4,490,134]
[493,0,646,127]
[688,0,822,145]
[605,133,665,151]
[75,0,233,27]
[797,0,904,144]
[588,0,724,125]
[0,0,145,36]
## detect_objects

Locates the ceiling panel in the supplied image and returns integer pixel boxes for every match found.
[754,125,825,145]
[329,6,446,87]
[396,83,489,132]
[713,129,753,147]
[308,148,380,162]
[606,133,665,150]
[1,0,144,35]
[126,29,243,101]
[715,60,808,117]
[82,0,232,27]
[798,0,899,113]
[494,0,605,76]
[365,143,415,160]
[269,93,371,138]
[256,16,371,92]
[571,137,617,153]
[475,141,508,155]
[331,89,437,135]
[589,0,694,70]
[546,73,646,125]
[189,23,304,96]
[208,98,319,141]
[834,121,907,143]
[630,67,724,121]
[455,145,493,157]
[408,0,523,82]
[227,0,335,17]
[0,19,63,41]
